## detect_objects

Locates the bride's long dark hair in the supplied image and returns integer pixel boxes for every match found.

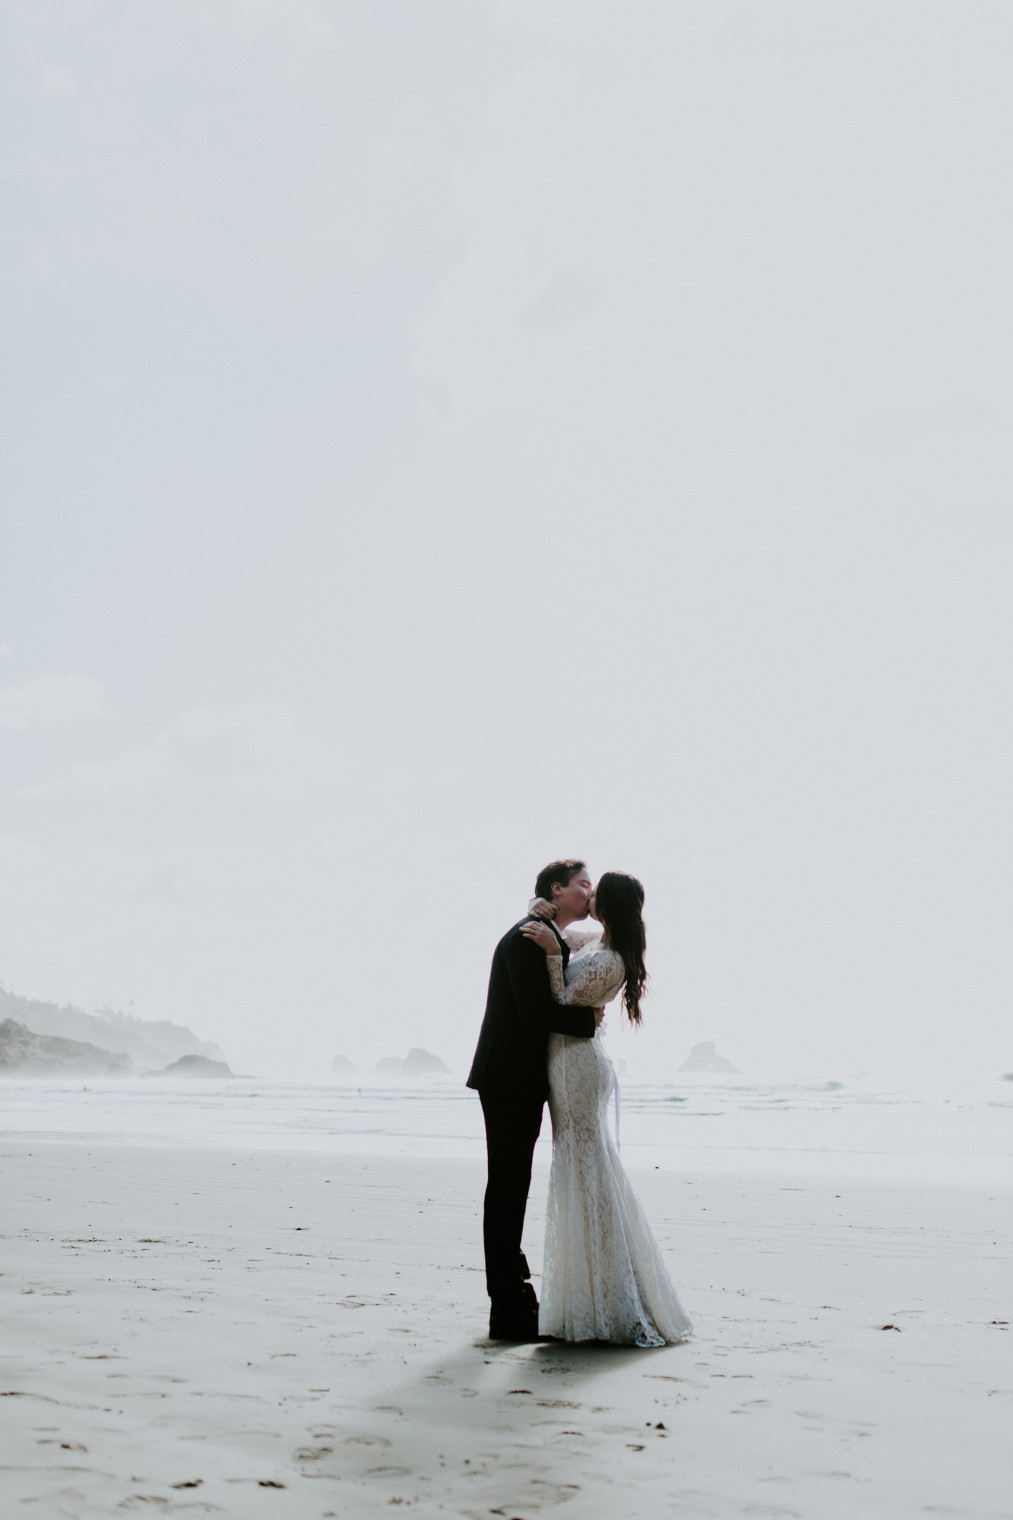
[595,871,648,1026]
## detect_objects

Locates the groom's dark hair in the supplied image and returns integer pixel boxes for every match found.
[534,859,586,901]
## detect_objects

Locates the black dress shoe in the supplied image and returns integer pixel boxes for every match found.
[489,1308,541,1342]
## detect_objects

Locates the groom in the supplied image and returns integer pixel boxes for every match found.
[467,858,600,1340]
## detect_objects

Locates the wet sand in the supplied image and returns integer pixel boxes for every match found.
[3,1141,1010,1518]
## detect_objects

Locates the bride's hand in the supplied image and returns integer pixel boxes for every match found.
[526,897,557,921]
[519,920,562,955]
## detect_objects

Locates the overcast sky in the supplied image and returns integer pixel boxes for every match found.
[2,0,1011,1081]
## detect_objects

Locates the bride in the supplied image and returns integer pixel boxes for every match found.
[520,872,692,1347]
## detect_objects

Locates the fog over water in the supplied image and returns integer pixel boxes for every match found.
[3,1074,1010,1189]
[2,2,1012,1085]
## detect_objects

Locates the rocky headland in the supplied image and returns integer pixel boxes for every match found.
[0,983,227,1071]
[0,982,228,1079]
[0,1018,132,1077]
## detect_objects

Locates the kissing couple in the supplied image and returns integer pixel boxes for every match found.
[467,859,692,1346]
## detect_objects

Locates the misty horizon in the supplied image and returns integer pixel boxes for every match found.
[3,2,1012,1085]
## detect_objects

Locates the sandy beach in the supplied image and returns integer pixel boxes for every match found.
[3,1140,1011,1519]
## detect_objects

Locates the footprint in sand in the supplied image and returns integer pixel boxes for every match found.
[117,1497,219,1512]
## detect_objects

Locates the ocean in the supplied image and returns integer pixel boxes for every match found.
[2,1072,1010,1187]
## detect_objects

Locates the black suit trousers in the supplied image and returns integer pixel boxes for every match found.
[478,1086,544,1307]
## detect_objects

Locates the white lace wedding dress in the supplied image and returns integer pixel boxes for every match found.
[539,927,692,1347]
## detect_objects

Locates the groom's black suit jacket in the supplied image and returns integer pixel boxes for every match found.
[467,919,597,1102]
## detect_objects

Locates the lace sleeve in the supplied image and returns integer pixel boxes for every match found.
[546,949,625,1007]
[562,925,602,952]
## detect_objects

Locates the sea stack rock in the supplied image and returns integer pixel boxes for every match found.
[678,1040,739,1074]
[373,1056,405,1077]
[330,1055,357,1077]
[403,1047,450,1076]
[373,1048,450,1078]
[159,1054,232,1078]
